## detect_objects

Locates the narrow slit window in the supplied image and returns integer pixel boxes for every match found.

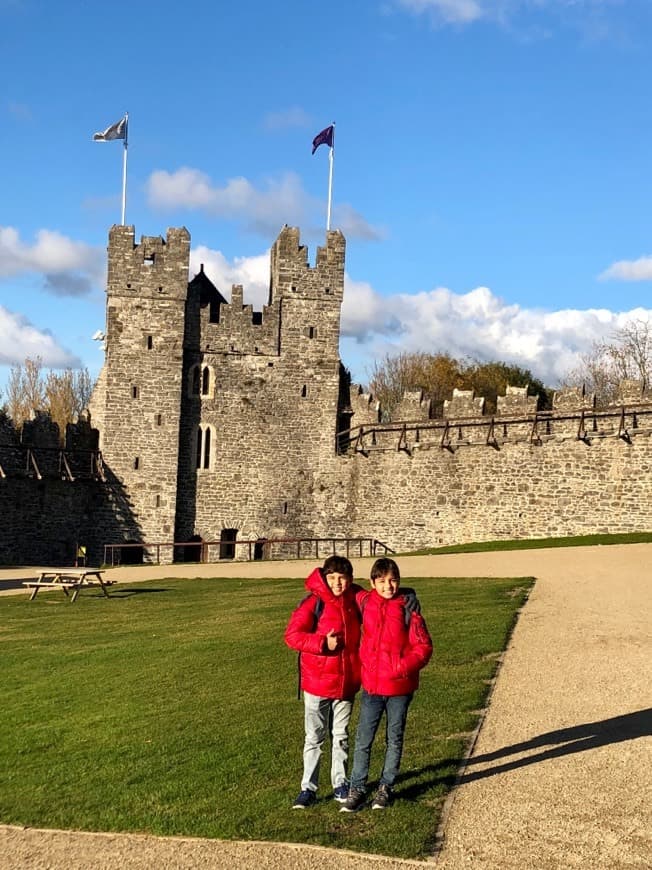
[156,414,162,426]
[308,327,315,339]
[131,385,139,399]
[201,366,210,396]
[191,366,200,396]
[203,427,211,468]
[134,457,140,470]
[301,385,307,398]
[155,494,161,507]
[283,501,288,515]
[146,335,153,349]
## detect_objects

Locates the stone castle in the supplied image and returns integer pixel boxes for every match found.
[1,223,652,566]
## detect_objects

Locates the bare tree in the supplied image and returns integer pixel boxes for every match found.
[5,357,94,440]
[562,318,652,406]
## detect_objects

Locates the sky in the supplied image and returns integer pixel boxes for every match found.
[2,0,652,401]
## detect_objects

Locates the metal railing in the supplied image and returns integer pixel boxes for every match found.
[103,536,394,567]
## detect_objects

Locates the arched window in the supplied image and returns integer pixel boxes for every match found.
[189,364,212,397]
[195,424,213,470]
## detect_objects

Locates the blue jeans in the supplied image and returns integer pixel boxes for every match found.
[349,689,413,790]
[301,692,353,792]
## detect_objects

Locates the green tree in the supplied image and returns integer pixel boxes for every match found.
[367,351,550,418]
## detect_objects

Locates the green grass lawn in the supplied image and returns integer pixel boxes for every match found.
[0,574,532,859]
[410,531,652,556]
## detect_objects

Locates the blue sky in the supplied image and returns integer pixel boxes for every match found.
[2,0,652,399]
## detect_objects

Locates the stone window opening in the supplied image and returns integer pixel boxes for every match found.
[308,326,316,339]
[324,287,331,294]
[301,385,307,398]
[144,254,155,266]
[195,424,213,470]
[155,494,161,507]
[146,335,153,350]
[156,413,162,426]
[131,385,139,399]
[283,501,288,515]
[190,364,212,397]
[134,457,140,470]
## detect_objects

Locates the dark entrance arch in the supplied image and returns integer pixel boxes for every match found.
[219,528,238,560]
[174,534,205,563]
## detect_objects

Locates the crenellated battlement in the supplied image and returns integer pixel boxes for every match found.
[107,225,190,300]
[269,225,345,303]
[342,379,652,455]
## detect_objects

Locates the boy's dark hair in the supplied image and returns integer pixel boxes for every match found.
[370,557,400,581]
[322,555,353,578]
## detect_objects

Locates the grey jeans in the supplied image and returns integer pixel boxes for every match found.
[301,691,353,792]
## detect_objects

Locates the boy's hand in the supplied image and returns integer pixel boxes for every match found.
[326,630,341,651]
[401,587,421,622]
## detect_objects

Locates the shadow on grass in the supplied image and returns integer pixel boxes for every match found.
[108,588,171,597]
[393,757,463,800]
[460,707,652,782]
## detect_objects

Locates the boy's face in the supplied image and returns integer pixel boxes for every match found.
[371,572,400,599]
[325,571,352,597]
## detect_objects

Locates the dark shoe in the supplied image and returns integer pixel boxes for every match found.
[333,784,349,803]
[372,784,392,809]
[339,787,366,813]
[292,789,316,809]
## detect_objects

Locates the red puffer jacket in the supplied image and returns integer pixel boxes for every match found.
[358,589,433,696]
[284,568,362,700]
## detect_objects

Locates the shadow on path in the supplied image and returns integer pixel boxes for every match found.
[460,708,652,782]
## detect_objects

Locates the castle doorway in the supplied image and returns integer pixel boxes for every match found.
[253,538,267,561]
[219,528,238,560]
[173,534,205,563]
[120,541,144,565]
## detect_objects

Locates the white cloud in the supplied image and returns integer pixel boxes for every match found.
[145,167,382,240]
[397,0,484,24]
[190,246,271,308]
[0,305,81,368]
[0,226,103,295]
[340,278,652,386]
[153,238,652,388]
[262,107,312,130]
[395,0,620,31]
[599,256,652,281]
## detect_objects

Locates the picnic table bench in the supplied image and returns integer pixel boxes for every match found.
[23,569,116,603]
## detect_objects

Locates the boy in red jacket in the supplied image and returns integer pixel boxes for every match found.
[284,556,362,809]
[341,557,432,812]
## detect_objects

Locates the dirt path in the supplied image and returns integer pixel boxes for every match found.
[1,544,651,869]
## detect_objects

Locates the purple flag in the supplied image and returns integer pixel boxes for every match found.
[312,124,334,154]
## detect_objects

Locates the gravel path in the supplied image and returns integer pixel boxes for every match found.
[1,544,650,869]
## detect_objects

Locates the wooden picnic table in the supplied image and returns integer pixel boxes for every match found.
[23,569,116,603]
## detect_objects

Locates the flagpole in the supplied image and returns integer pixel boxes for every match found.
[326,122,335,231]
[121,113,129,225]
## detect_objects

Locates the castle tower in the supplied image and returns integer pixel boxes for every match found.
[92,225,190,553]
[173,226,347,549]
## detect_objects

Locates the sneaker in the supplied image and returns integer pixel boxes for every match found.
[371,784,392,810]
[292,789,316,809]
[333,784,349,803]
[339,787,366,813]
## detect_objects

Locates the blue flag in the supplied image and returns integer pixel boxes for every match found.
[312,124,334,154]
